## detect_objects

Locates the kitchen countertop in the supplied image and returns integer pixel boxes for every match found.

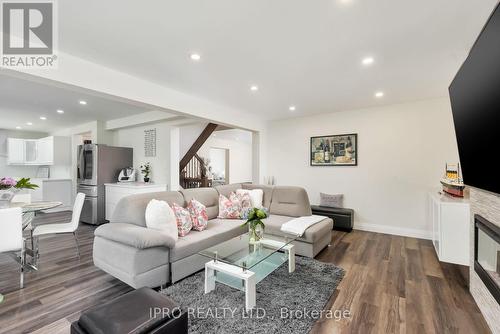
[39,178,72,182]
[8,178,71,182]
[104,182,167,189]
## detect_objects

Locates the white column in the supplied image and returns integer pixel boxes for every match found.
[252,131,261,184]
[169,127,180,191]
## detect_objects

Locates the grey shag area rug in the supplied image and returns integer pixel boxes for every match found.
[162,257,345,334]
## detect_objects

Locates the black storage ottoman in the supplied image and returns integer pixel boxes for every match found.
[71,287,188,334]
[311,205,354,232]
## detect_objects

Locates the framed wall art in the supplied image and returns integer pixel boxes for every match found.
[310,133,357,166]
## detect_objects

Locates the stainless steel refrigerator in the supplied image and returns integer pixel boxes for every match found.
[77,144,133,225]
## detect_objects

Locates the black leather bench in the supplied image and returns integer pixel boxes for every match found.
[71,287,188,334]
[311,205,354,232]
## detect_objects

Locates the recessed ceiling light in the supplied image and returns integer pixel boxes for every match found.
[40,116,47,120]
[250,85,259,92]
[375,91,384,98]
[362,57,374,66]
[16,126,22,130]
[26,122,33,126]
[57,109,64,114]
[79,100,87,105]
[289,106,296,111]
[190,53,201,61]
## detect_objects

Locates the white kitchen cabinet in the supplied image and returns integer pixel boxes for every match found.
[24,140,38,163]
[36,136,53,165]
[428,191,470,266]
[105,183,168,221]
[7,138,25,164]
[7,136,70,165]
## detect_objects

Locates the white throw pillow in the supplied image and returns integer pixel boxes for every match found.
[145,199,178,242]
[236,189,264,208]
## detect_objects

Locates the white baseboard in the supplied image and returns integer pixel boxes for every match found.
[354,222,432,240]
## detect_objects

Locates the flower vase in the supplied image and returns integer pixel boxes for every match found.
[0,188,19,208]
[249,224,264,244]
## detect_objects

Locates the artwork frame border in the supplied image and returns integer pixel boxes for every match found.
[310,133,358,167]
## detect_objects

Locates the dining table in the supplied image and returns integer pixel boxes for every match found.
[0,201,62,303]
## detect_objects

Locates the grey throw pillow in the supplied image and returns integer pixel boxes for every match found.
[320,193,343,208]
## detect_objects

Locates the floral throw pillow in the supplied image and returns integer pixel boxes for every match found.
[171,203,193,237]
[187,199,208,231]
[231,191,252,217]
[218,194,242,219]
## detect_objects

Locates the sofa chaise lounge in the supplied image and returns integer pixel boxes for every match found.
[93,184,333,289]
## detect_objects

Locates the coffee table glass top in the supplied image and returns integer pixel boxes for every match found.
[199,233,297,271]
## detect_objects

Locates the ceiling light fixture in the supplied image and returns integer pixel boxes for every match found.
[362,57,374,66]
[289,106,296,111]
[16,126,22,130]
[250,85,259,92]
[40,116,47,120]
[79,100,87,105]
[190,53,201,61]
[375,91,384,98]
[26,122,33,126]
[57,109,64,114]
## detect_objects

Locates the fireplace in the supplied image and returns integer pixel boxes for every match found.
[474,215,500,304]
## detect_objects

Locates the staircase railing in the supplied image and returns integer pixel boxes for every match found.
[180,154,212,189]
[179,123,218,189]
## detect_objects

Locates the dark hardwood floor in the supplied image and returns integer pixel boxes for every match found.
[0,212,491,334]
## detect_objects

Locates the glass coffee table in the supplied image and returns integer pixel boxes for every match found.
[199,233,297,310]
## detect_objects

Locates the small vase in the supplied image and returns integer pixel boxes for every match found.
[143,177,150,183]
[0,188,19,208]
[249,224,264,244]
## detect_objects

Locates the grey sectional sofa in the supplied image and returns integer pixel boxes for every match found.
[93,184,333,289]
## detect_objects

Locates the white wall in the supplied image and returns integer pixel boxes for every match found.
[179,123,207,159]
[199,129,253,184]
[0,129,48,178]
[51,120,113,195]
[112,121,173,186]
[265,98,460,239]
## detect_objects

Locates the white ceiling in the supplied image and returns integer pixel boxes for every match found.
[0,75,154,132]
[56,0,499,120]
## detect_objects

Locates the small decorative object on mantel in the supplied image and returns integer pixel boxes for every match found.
[440,163,466,197]
[242,207,267,244]
[310,133,357,166]
[0,177,39,208]
[140,162,152,183]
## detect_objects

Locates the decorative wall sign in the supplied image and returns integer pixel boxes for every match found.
[144,129,157,157]
[310,133,357,166]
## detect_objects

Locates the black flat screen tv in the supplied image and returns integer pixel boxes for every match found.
[449,3,500,195]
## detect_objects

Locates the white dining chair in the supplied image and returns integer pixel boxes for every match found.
[0,207,26,289]
[32,193,85,259]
